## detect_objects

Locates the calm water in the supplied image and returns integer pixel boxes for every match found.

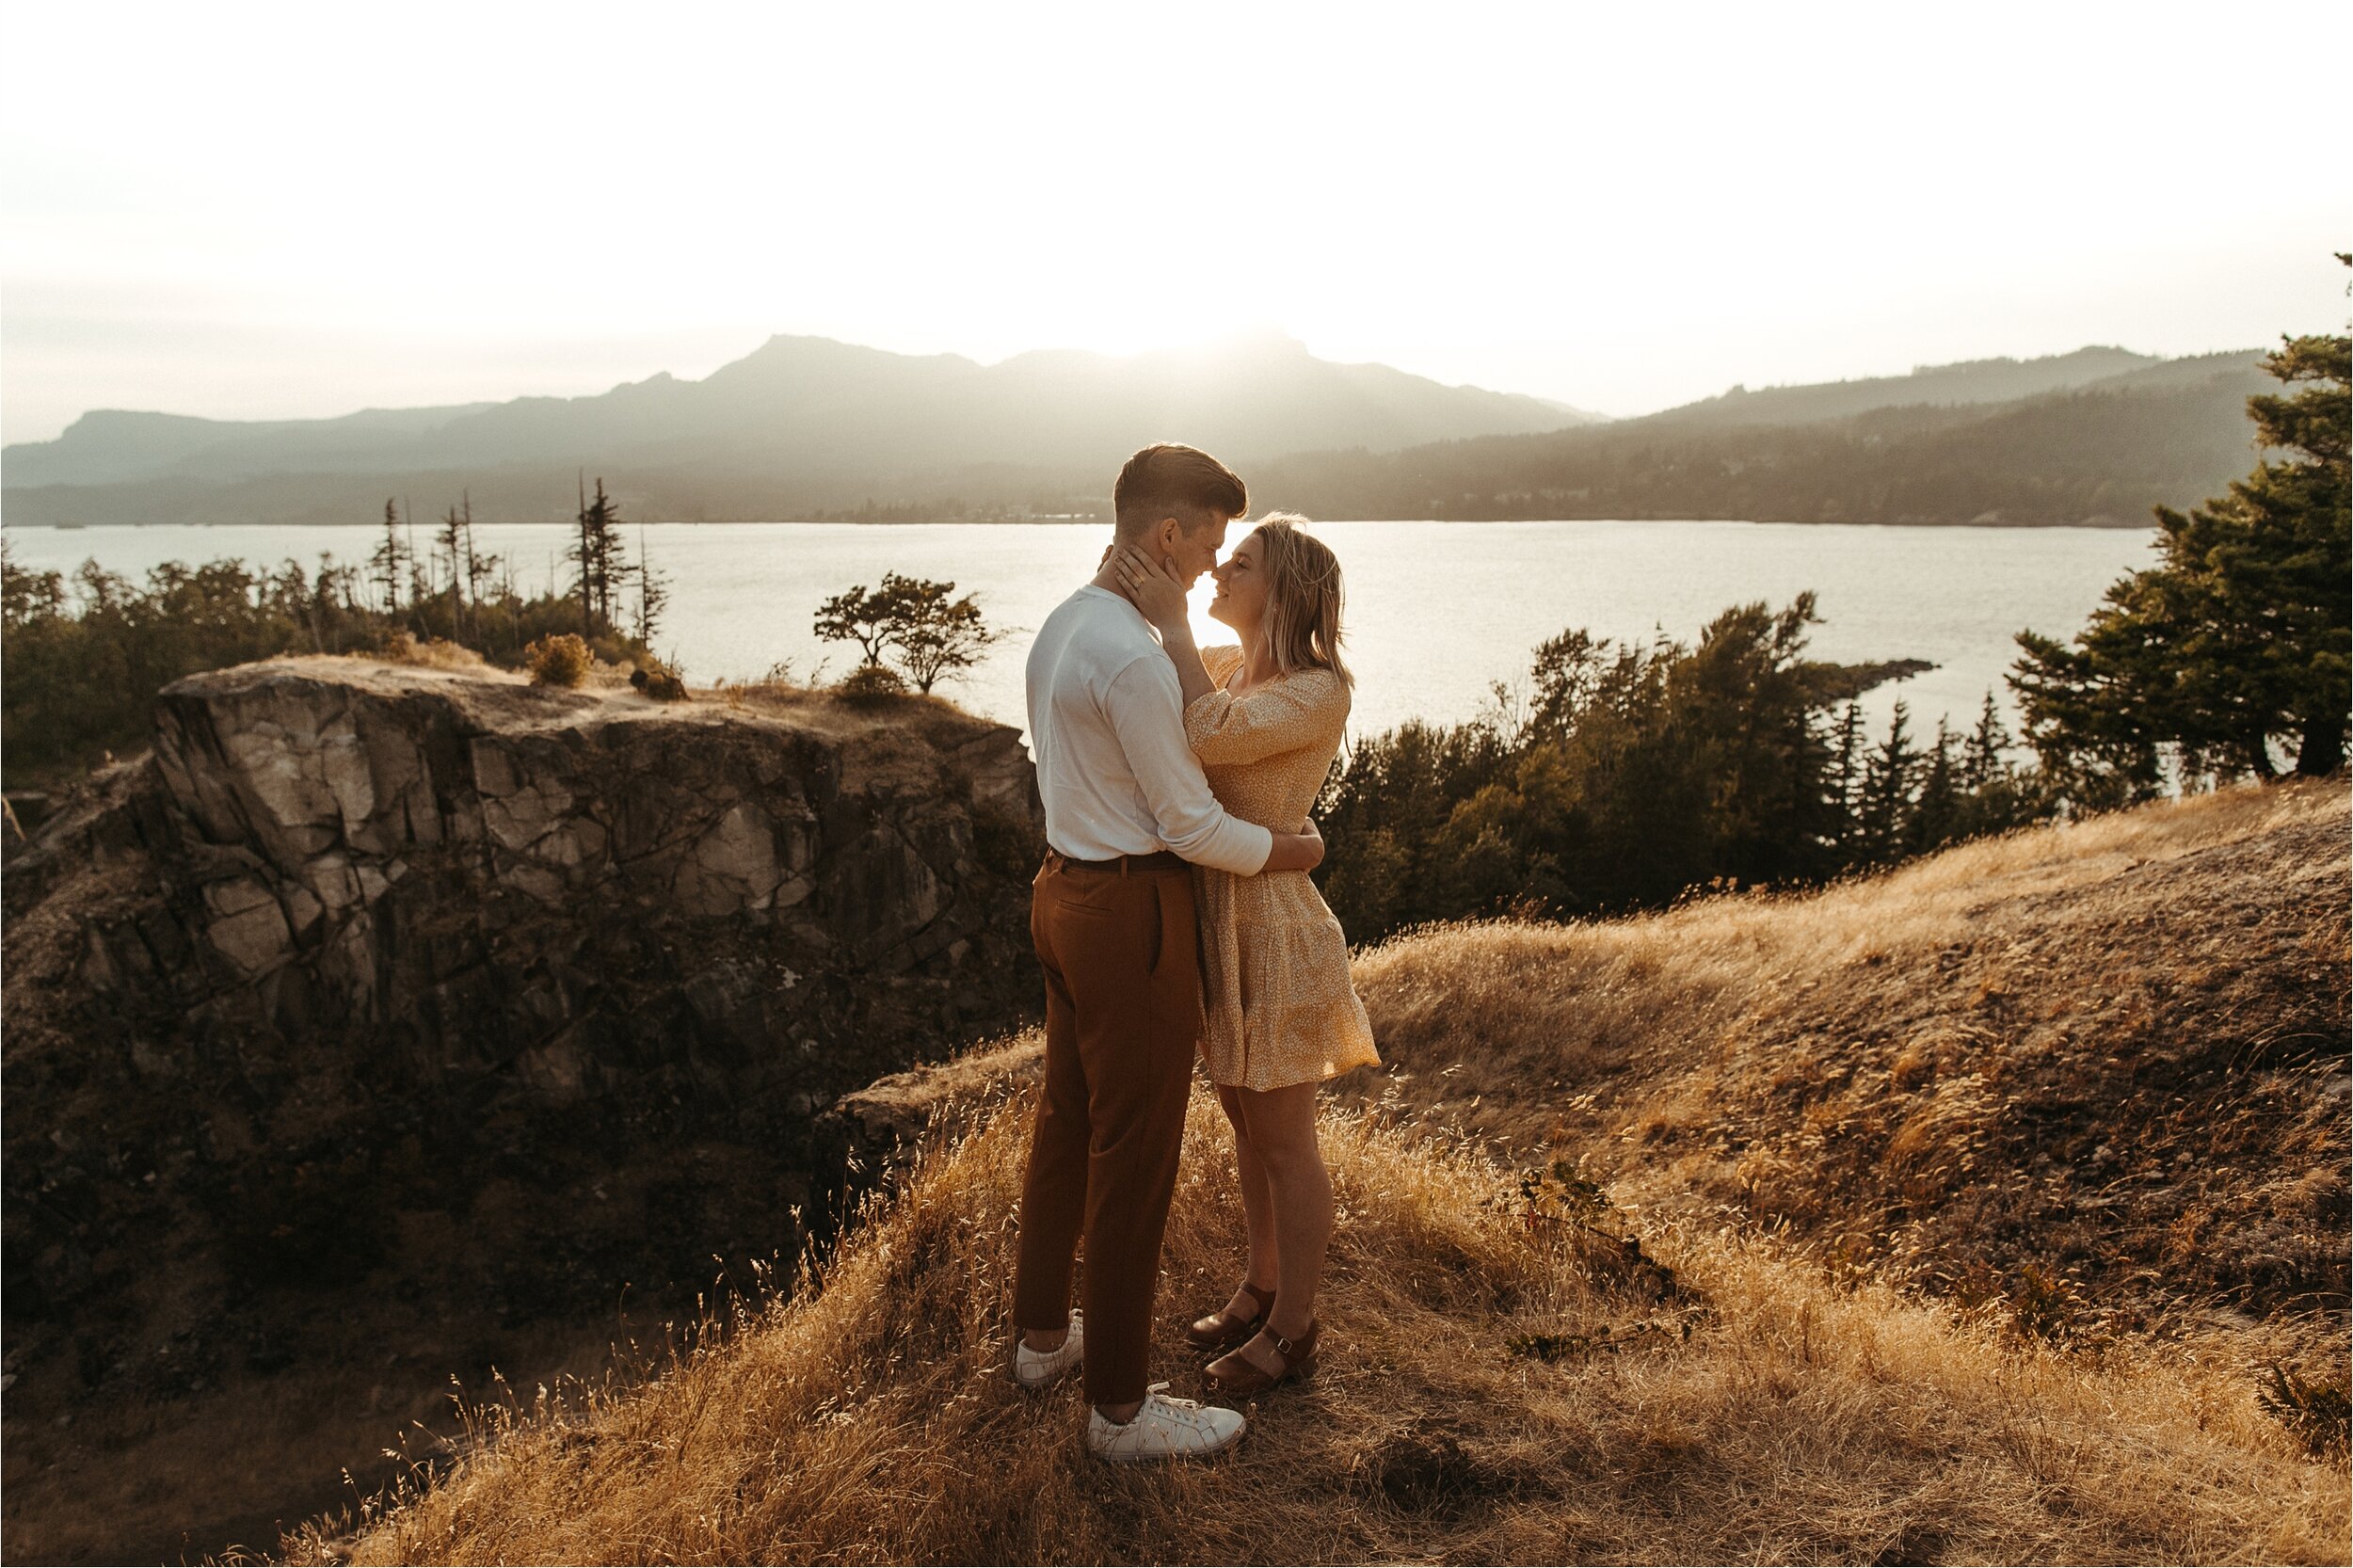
[3,520,2153,744]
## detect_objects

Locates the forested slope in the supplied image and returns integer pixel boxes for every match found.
[1257,351,2267,524]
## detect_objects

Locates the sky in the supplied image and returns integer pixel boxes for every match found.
[2,0,2346,445]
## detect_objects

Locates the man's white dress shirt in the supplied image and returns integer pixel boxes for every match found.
[1024,584,1273,876]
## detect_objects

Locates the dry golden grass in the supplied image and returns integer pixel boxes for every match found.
[1338,779,2350,1355]
[297,780,2348,1563]
[310,1084,2346,1565]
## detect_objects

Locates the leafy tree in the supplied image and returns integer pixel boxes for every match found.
[2012,277,2350,794]
[813,572,1002,692]
[813,578,908,667]
[889,579,1002,693]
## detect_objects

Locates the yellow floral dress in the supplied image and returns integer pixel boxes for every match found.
[1186,645,1381,1092]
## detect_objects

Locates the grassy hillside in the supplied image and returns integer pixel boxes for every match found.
[1338,778,2349,1350]
[299,780,2348,1564]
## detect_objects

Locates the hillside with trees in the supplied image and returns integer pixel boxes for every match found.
[1255,350,2270,525]
[1305,312,2345,944]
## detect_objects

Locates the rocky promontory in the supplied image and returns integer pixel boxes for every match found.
[0,657,1043,1561]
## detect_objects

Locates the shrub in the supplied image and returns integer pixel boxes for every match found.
[833,664,907,706]
[376,632,485,670]
[628,657,687,702]
[525,633,592,688]
[2260,1364,2352,1462]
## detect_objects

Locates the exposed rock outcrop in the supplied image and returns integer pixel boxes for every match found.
[813,1033,1046,1204]
[2,658,1042,1416]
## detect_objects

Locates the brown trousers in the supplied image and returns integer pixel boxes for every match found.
[1011,854,1201,1406]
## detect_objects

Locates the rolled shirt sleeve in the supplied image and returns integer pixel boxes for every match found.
[1105,656,1273,875]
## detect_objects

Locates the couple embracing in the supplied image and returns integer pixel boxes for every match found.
[1007,443,1379,1463]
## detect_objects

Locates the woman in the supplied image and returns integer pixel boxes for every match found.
[1112,513,1380,1398]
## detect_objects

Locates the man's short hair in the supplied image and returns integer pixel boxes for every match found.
[1113,444,1247,539]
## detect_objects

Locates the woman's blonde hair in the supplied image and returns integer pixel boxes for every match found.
[1249,513,1352,689]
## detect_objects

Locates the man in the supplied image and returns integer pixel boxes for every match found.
[1009,443,1324,1462]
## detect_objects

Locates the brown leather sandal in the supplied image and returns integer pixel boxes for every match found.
[1186,1280,1275,1352]
[1204,1319,1320,1399]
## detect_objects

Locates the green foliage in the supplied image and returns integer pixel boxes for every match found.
[3,553,355,785]
[2011,303,2351,793]
[525,633,593,687]
[833,664,908,705]
[1315,597,2051,941]
[0,526,651,788]
[813,572,1002,693]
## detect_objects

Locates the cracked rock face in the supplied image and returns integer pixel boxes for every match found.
[1,657,1044,1416]
[123,660,1039,1009]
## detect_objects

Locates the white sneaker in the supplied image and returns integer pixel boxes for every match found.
[1086,1383,1246,1463]
[1013,1310,1083,1389]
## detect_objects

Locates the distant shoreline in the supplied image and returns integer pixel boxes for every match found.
[0,516,2161,531]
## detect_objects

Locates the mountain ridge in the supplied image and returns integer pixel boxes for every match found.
[1,331,1592,496]
[0,339,2270,528]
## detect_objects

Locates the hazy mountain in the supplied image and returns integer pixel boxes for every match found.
[1,332,1597,521]
[2,339,2272,529]
[2,402,503,489]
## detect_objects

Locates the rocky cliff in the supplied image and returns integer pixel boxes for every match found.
[0,658,1043,1558]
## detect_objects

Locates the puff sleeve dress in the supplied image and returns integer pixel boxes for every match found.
[1186,644,1381,1092]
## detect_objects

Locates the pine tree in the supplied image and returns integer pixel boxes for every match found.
[1830,700,1865,856]
[366,498,411,614]
[2012,264,2350,794]
[436,504,468,634]
[1961,691,2010,792]
[1854,701,1920,864]
[1910,719,1962,853]
[567,476,629,633]
[633,522,670,646]
[460,494,500,611]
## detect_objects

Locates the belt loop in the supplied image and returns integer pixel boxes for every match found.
[1119,855,1129,878]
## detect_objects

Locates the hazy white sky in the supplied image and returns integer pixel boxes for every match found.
[3,0,2345,443]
